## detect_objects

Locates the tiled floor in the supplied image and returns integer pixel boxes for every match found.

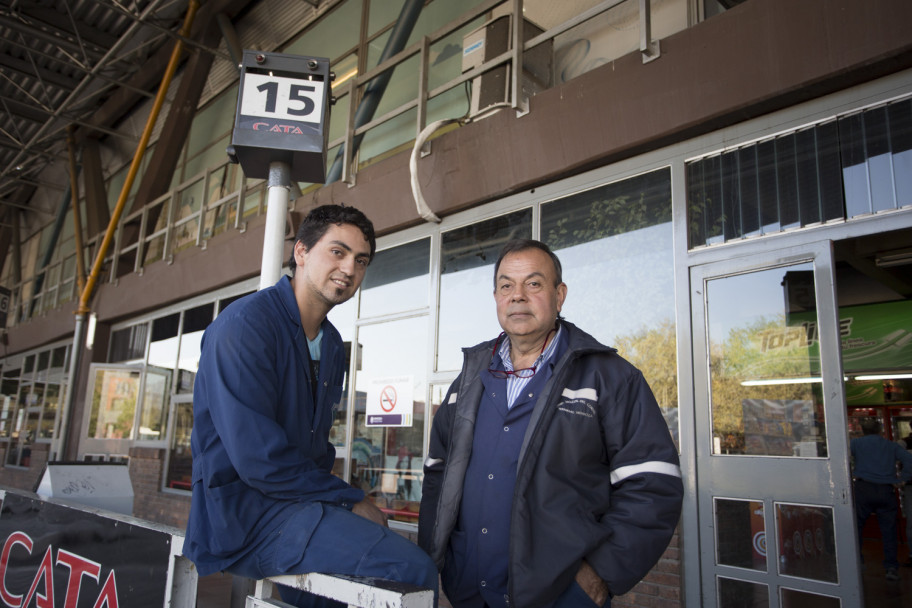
[860,539,912,608]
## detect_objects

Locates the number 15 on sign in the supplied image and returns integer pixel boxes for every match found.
[240,72,325,124]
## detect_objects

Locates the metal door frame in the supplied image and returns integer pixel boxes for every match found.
[689,239,861,607]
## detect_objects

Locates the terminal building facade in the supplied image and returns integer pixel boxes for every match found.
[1,0,911,606]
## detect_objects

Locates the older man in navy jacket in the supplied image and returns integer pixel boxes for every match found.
[419,239,683,608]
[184,205,437,607]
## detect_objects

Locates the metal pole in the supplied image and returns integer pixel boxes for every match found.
[260,161,291,290]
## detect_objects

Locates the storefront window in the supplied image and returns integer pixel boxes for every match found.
[109,324,148,362]
[359,238,430,318]
[0,360,21,439]
[542,168,678,441]
[327,297,356,451]
[177,304,213,394]
[165,400,194,491]
[352,316,428,523]
[148,314,179,372]
[88,368,140,440]
[438,209,532,371]
[139,369,170,441]
[706,263,828,457]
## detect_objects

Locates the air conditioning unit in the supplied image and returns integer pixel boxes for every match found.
[461,15,552,119]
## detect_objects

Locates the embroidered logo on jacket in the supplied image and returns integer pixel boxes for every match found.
[557,387,598,418]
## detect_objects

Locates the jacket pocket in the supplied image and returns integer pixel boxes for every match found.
[205,478,269,554]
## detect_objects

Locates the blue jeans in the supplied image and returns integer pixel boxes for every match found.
[855,479,899,569]
[228,503,438,608]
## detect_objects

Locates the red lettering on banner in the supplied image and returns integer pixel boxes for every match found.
[91,571,119,608]
[253,122,269,130]
[0,531,33,607]
[22,547,54,608]
[57,549,101,608]
[0,532,119,608]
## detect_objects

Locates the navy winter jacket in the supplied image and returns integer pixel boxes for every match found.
[419,321,683,607]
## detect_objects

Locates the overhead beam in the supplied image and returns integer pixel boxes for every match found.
[0,53,81,90]
[15,5,118,50]
[0,14,105,62]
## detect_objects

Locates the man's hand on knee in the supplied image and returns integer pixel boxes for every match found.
[352,499,389,527]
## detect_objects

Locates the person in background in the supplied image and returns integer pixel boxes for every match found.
[900,432,912,567]
[184,204,438,607]
[851,419,912,581]
[419,239,683,608]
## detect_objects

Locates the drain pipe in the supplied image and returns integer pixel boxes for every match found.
[57,1,199,461]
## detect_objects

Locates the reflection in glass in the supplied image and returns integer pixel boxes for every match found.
[542,169,678,442]
[139,369,170,441]
[360,238,430,317]
[109,324,148,362]
[178,304,213,393]
[88,369,140,439]
[715,498,766,571]
[353,317,428,522]
[149,313,179,370]
[780,587,841,608]
[166,401,194,491]
[438,209,532,371]
[0,365,21,439]
[39,384,59,439]
[328,297,356,449]
[718,576,768,608]
[776,503,837,583]
[706,264,828,457]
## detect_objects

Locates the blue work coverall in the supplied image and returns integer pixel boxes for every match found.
[183,276,436,607]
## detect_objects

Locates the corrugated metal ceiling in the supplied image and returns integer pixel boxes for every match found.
[0,0,192,217]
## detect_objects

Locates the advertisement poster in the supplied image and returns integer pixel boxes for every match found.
[366,376,414,427]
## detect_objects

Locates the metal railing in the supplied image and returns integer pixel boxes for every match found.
[7,0,667,329]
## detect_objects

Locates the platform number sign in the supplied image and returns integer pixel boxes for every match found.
[240,72,325,125]
[230,50,332,183]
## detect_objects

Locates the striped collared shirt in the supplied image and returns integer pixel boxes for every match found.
[497,325,563,409]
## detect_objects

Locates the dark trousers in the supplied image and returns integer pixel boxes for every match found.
[228,502,438,607]
[855,479,899,569]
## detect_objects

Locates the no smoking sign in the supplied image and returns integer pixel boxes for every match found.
[367,376,413,427]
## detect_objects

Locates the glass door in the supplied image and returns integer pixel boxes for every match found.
[691,241,861,607]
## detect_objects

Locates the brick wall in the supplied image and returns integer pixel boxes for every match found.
[128,446,191,528]
[0,444,49,491]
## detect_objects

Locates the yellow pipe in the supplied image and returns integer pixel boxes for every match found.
[77,0,199,315]
[66,125,87,297]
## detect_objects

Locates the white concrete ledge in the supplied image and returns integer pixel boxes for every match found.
[246,572,434,608]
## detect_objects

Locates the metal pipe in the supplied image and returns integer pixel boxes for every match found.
[58,0,199,461]
[78,0,199,316]
[260,161,291,290]
[326,0,424,183]
[67,126,87,296]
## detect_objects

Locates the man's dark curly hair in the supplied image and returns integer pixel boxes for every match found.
[287,204,376,274]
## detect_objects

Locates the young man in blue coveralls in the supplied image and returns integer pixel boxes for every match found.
[419,239,683,608]
[184,205,438,607]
